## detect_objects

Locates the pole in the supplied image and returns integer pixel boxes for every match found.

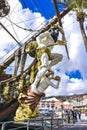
[53,0,70,59]
[0,22,22,47]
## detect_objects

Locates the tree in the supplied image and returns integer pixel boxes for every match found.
[67,0,87,51]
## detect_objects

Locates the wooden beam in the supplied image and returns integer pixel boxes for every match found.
[53,0,70,59]
[0,22,22,47]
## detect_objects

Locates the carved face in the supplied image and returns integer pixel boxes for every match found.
[36,31,54,51]
[25,41,38,57]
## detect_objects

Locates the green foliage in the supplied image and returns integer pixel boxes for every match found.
[67,0,87,11]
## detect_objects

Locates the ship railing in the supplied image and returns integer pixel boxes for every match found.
[0,116,67,130]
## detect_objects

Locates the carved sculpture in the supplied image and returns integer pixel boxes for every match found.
[14,29,66,120]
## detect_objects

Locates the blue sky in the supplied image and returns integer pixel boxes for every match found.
[65,70,83,80]
[19,0,67,19]
[0,0,87,96]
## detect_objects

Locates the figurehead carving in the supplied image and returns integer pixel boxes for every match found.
[14,25,66,121]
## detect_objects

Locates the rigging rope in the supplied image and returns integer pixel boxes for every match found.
[0,16,74,62]
[8,15,21,42]
[20,0,27,8]
[5,17,38,31]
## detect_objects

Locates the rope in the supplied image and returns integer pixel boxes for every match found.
[8,15,21,42]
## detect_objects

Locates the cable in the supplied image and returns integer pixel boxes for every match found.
[13,9,31,30]
[0,14,72,61]
[3,0,31,31]
[20,0,27,8]
[30,0,54,19]
[8,15,21,42]
[0,44,18,61]
[59,57,69,67]
[0,18,70,61]
[4,16,43,28]
[20,20,46,42]
[5,17,38,31]
[0,22,22,47]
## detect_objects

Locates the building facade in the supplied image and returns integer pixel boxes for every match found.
[38,97,73,110]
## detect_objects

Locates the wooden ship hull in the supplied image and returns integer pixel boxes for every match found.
[0,100,18,122]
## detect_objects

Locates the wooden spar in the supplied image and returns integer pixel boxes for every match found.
[53,0,70,59]
[0,22,22,47]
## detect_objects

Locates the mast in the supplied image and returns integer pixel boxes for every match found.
[53,0,69,59]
